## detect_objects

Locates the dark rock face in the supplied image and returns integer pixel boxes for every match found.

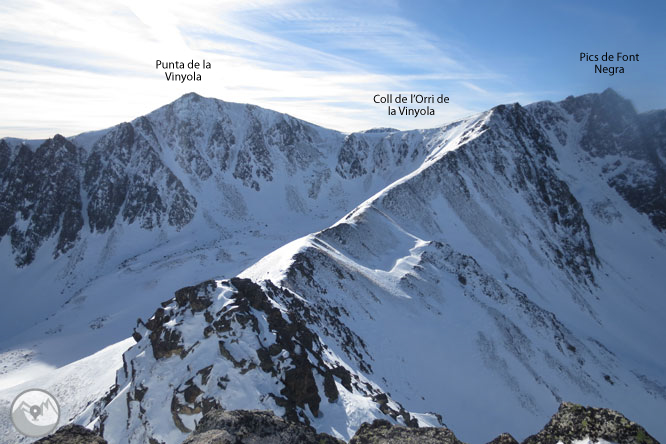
[35,424,107,444]
[0,121,196,266]
[376,102,598,288]
[349,419,465,444]
[634,109,666,230]
[267,116,317,168]
[578,89,644,158]
[336,134,370,179]
[206,118,235,172]
[522,402,659,444]
[182,409,342,444]
[174,280,216,312]
[0,135,84,266]
[83,123,134,232]
[83,121,197,232]
[231,110,281,191]
[0,139,10,176]
[476,103,599,284]
[145,306,184,360]
[555,89,666,231]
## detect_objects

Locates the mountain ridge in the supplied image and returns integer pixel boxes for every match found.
[0,91,454,344]
[1,90,665,444]
[66,91,666,443]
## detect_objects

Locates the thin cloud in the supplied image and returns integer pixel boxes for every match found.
[1,0,506,138]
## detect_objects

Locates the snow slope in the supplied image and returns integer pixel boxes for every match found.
[0,93,464,441]
[89,91,666,443]
[0,338,134,444]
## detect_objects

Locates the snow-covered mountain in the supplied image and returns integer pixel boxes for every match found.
[0,93,456,442]
[2,89,665,443]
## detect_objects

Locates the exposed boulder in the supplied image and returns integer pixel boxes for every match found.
[522,402,658,444]
[35,424,107,444]
[181,409,342,444]
[349,419,465,444]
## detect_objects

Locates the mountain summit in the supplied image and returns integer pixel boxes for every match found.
[1,91,665,443]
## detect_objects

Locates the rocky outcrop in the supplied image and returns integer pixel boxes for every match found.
[35,424,107,444]
[434,102,598,285]
[0,135,84,265]
[96,277,426,443]
[345,404,660,444]
[176,402,659,443]
[83,121,197,232]
[181,409,342,444]
[39,402,662,444]
[336,134,370,179]
[0,125,197,266]
[522,402,659,444]
[349,419,465,444]
[535,88,666,231]
[486,433,519,444]
[0,139,11,178]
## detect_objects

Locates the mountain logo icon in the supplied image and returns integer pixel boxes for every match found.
[10,388,60,437]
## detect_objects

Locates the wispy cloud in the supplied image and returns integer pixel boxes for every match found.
[1,0,510,138]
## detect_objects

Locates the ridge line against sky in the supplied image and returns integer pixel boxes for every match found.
[0,0,664,139]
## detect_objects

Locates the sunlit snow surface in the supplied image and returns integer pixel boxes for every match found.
[0,94,467,442]
[0,338,134,443]
[2,93,665,443]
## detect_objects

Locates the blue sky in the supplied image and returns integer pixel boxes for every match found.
[1,0,664,138]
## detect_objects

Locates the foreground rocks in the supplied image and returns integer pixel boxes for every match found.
[349,418,464,444]
[37,402,659,444]
[182,402,659,444]
[522,402,658,444]
[182,409,343,444]
[486,433,520,444]
[35,424,107,444]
